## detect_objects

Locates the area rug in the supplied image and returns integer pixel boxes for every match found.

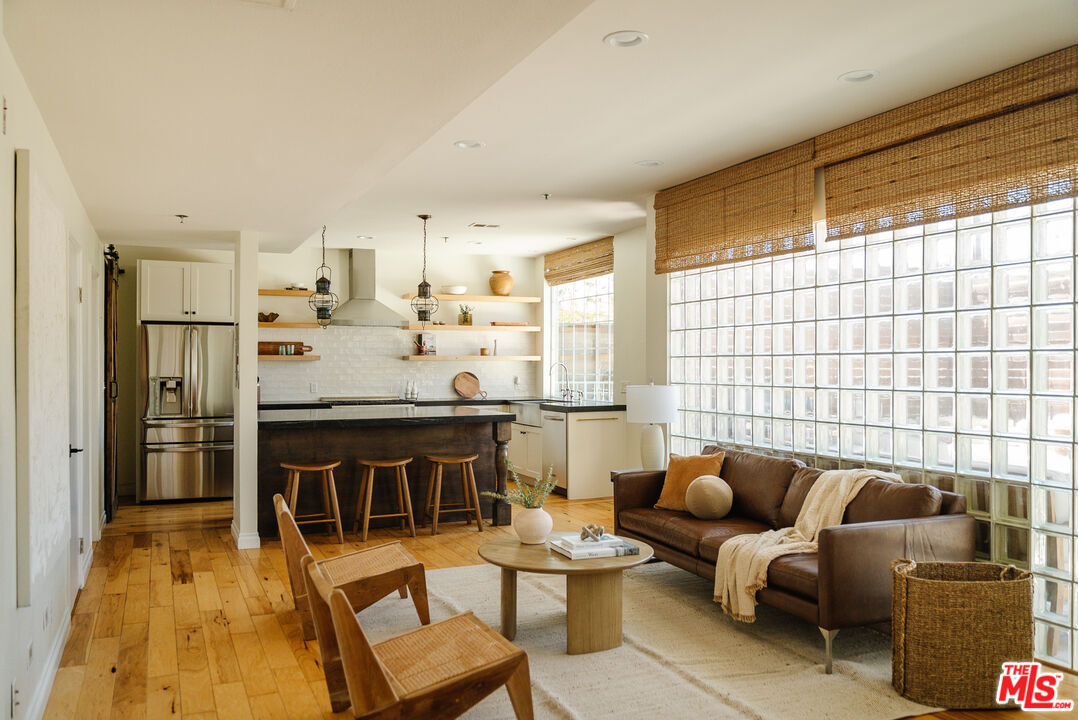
[358,561,938,720]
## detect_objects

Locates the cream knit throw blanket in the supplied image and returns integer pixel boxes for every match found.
[713,468,901,622]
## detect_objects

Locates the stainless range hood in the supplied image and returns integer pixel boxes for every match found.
[331,249,407,327]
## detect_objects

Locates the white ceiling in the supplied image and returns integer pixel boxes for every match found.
[6,0,1078,256]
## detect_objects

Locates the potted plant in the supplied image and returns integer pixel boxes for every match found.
[458,304,474,326]
[484,462,556,544]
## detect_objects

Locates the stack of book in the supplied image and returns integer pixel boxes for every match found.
[548,532,640,559]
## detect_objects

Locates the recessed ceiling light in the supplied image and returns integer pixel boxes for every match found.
[635,160,664,167]
[467,241,483,246]
[453,139,486,149]
[603,30,648,48]
[839,69,879,83]
[356,235,373,240]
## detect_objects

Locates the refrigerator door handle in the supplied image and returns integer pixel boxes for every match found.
[142,418,234,428]
[190,325,201,417]
[144,444,234,453]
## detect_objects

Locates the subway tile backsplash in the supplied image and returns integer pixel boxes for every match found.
[258,326,539,400]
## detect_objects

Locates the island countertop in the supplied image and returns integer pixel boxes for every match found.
[257,405,516,428]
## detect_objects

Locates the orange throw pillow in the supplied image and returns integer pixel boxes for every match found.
[655,452,726,512]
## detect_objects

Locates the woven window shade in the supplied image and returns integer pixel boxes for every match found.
[544,237,614,286]
[654,141,815,273]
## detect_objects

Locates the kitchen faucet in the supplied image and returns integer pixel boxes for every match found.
[548,362,582,402]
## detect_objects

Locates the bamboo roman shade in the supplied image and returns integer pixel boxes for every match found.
[544,236,614,286]
[654,140,815,273]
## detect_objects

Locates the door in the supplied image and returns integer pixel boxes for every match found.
[190,324,236,417]
[139,259,189,321]
[68,236,85,595]
[526,427,543,479]
[103,246,120,521]
[190,262,234,322]
[509,423,528,476]
[139,324,191,419]
[541,412,567,490]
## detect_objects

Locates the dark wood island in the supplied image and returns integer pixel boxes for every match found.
[257,405,515,537]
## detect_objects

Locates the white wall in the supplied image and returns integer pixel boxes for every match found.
[1,8,104,717]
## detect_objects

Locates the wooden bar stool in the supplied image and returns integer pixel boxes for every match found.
[354,458,416,542]
[421,454,484,535]
[281,460,344,544]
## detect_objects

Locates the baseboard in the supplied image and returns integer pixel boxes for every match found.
[79,544,93,586]
[25,608,72,720]
[231,521,260,550]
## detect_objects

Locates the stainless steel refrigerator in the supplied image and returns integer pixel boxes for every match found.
[137,323,235,501]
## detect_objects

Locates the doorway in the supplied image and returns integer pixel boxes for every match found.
[68,235,86,596]
[103,245,120,521]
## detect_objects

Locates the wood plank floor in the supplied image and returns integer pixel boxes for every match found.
[44,496,1075,719]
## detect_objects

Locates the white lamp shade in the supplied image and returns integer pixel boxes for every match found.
[626,384,679,424]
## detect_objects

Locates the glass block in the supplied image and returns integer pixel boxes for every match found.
[841,425,866,459]
[894,430,923,467]
[1033,258,1074,304]
[717,267,735,298]
[753,417,774,447]
[840,283,865,317]
[866,391,892,426]
[774,291,793,323]
[735,295,752,325]
[924,432,955,471]
[867,354,893,389]
[816,286,840,319]
[866,317,892,352]
[734,326,751,354]
[1033,576,1071,626]
[735,416,753,444]
[701,385,717,411]
[794,356,815,387]
[957,225,992,268]
[994,524,1029,567]
[818,252,841,285]
[924,354,956,390]
[754,356,773,386]
[793,253,816,288]
[974,518,991,559]
[754,294,772,324]
[1032,396,1073,441]
[670,304,684,331]
[841,355,865,387]
[924,232,956,272]
[817,423,840,457]
[867,427,893,463]
[895,392,923,428]
[957,353,991,391]
[956,268,991,308]
[995,263,1032,308]
[816,321,840,354]
[773,258,793,291]
[670,274,685,303]
[1032,442,1072,488]
[1032,530,1072,580]
[817,388,840,422]
[894,354,923,390]
[701,357,717,384]
[958,435,992,476]
[924,314,955,351]
[818,355,840,387]
[1033,306,1073,349]
[1034,197,1074,214]
[866,279,893,316]
[958,394,991,434]
[865,243,893,279]
[774,420,794,450]
[925,472,956,493]
[841,390,865,424]
[1033,212,1074,259]
[670,330,685,357]
[774,356,793,387]
[994,438,1030,481]
[794,323,815,354]
[841,247,865,282]
[684,273,701,302]
[898,468,924,484]
[961,476,992,514]
[793,288,815,321]
[924,272,956,311]
[701,270,719,300]
[993,308,1031,349]
[841,319,865,353]
[866,229,894,245]
[716,386,734,413]
[685,329,701,356]
[956,310,991,350]
[670,358,684,383]
[894,237,923,276]
[700,412,716,441]
[894,276,923,314]
[895,315,922,351]
[794,388,815,419]
[684,357,700,383]
[735,386,753,415]
[794,421,815,452]
[924,393,955,430]
[993,395,1030,437]
[1033,486,1073,534]
[753,262,772,294]
[773,324,793,354]
[993,352,1029,393]
[701,300,718,328]
[994,219,1032,264]
[715,327,733,353]
[1033,351,1073,395]
[735,264,754,297]
[735,357,752,385]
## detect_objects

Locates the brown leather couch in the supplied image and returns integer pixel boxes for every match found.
[611,445,975,672]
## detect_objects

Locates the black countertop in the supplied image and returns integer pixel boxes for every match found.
[259,397,626,413]
[258,404,516,429]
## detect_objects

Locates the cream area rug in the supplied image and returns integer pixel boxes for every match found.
[357,562,937,720]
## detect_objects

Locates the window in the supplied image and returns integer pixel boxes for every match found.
[669,198,1078,670]
[552,273,614,400]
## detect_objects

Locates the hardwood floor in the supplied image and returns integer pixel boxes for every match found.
[44,496,1075,719]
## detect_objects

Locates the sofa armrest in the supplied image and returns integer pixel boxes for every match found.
[610,469,665,533]
[817,514,975,629]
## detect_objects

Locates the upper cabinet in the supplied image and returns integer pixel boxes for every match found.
[139,260,234,323]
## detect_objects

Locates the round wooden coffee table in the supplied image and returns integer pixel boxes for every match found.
[477,536,653,654]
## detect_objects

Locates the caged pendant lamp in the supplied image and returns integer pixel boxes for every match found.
[410,214,439,325]
[308,225,339,327]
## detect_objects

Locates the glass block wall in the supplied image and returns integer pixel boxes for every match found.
[668,199,1078,670]
[552,273,614,401]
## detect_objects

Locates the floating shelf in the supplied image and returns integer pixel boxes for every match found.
[259,322,321,328]
[258,354,321,362]
[259,288,313,297]
[402,324,540,332]
[401,355,541,362]
[401,293,540,303]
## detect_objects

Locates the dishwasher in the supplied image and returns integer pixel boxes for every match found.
[541,411,567,491]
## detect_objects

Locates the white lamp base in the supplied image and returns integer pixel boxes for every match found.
[640,423,666,471]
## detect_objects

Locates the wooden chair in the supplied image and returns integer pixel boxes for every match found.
[274,494,429,645]
[421,454,484,535]
[303,556,534,719]
[355,457,417,541]
[281,460,345,544]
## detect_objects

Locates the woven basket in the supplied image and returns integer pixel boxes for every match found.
[892,559,1033,709]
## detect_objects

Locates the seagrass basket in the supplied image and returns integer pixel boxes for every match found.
[891,559,1033,708]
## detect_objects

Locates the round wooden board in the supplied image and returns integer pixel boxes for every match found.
[453,371,482,398]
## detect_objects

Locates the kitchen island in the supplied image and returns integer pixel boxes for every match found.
[257,405,515,537]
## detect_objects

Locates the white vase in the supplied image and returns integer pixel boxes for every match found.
[513,507,553,544]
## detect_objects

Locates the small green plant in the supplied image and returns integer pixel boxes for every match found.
[483,461,556,509]
[458,304,475,315]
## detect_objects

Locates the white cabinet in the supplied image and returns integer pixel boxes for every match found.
[139,260,234,323]
[509,422,543,479]
[542,410,630,499]
[541,413,567,491]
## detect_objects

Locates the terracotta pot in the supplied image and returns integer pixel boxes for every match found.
[489,270,514,296]
[513,507,553,545]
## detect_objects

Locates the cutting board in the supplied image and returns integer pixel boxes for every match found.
[453,371,487,399]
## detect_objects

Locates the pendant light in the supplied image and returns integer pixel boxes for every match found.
[308,225,339,328]
[410,214,439,324]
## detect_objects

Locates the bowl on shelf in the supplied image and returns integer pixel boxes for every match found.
[441,285,467,295]
[258,312,280,322]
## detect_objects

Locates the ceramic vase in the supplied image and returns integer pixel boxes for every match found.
[458,313,472,326]
[513,507,553,544]
[489,270,514,296]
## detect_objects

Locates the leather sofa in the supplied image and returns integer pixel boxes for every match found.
[611,445,975,672]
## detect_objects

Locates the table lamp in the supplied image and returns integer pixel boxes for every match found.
[626,384,679,470]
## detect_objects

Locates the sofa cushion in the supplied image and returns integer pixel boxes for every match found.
[655,452,726,512]
[715,449,803,528]
[766,553,819,601]
[843,479,943,524]
[778,467,823,528]
[685,475,733,519]
[620,508,764,557]
[696,517,778,563]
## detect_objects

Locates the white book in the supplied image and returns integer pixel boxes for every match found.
[549,537,640,560]
[556,532,622,549]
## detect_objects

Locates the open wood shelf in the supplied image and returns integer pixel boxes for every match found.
[400,293,540,303]
[258,322,321,328]
[259,288,313,297]
[402,324,540,332]
[258,354,321,361]
[401,355,541,362]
